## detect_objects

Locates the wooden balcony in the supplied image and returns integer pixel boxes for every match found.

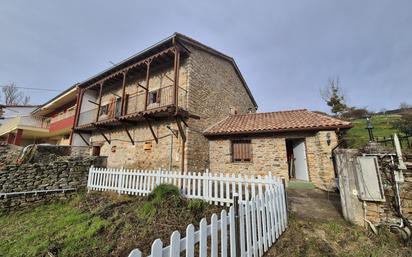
[75,85,188,131]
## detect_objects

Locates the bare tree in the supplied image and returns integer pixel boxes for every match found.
[399,102,412,110]
[1,82,30,105]
[320,77,348,116]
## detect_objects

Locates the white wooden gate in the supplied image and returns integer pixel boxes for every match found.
[128,189,287,257]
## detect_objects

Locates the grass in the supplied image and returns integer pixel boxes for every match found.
[346,114,402,148]
[0,199,109,257]
[287,180,316,189]
[0,187,222,257]
[266,214,412,257]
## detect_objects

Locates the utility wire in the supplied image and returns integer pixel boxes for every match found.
[0,85,62,92]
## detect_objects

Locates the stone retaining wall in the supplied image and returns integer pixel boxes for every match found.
[0,156,106,211]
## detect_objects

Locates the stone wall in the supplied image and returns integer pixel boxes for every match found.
[305,131,339,190]
[0,144,21,169]
[0,156,105,210]
[209,137,288,178]
[208,131,339,189]
[91,119,183,170]
[185,46,256,172]
[87,45,256,173]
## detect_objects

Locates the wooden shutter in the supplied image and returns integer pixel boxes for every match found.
[232,139,252,162]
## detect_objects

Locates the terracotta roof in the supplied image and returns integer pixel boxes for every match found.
[204,109,352,136]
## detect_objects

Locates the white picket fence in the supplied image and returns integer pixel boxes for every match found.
[87,167,284,205]
[87,167,288,257]
[128,188,287,257]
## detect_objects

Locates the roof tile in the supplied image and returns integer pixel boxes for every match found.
[204,109,352,135]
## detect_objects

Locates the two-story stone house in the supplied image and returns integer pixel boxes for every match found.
[71,33,352,189]
[71,33,257,172]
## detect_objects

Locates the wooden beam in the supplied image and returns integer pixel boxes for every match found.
[96,82,103,122]
[119,119,138,127]
[121,71,127,116]
[181,118,189,128]
[137,83,148,91]
[175,117,186,142]
[123,124,134,145]
[144,116,158,144]
[73,88,84,128]
[78,133,90,146]
[164,74,174,83]
[144,60,151,111]
[173,47,180,110]
[88,100,99,106]
[98,129,111,144]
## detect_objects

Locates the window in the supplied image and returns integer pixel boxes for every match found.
[148,90,161,104]
[232,139,252,162]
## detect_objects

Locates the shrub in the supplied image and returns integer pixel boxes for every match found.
[148,184,181,205]
[188,199,208,216]
[341,107,370,120]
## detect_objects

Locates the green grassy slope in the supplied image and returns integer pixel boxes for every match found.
[0,191,222,257]
[346,114,402,148]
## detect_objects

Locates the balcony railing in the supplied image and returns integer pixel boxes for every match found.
[0,115,49,136]
[78,108,98,127]
[49,108,76,124]
[76,85,187,127]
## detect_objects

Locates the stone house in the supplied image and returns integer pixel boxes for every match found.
[71,33,257,172]
[204,110,352,189]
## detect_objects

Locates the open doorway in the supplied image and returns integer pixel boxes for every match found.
[286,139,309,181]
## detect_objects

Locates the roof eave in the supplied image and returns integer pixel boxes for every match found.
[204,124,352,137]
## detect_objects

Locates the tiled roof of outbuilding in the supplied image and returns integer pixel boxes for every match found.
[204,109,352,136]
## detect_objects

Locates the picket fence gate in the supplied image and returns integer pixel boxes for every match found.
[87,166,284,205]
[128,188,287,257]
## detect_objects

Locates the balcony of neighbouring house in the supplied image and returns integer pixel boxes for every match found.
[0,115,49,137]
[48,107,76,133]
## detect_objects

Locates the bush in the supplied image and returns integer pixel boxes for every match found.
[148,184,181,205]
[392,113,412,135]
[188,199,208,216]
[341,107,370,120]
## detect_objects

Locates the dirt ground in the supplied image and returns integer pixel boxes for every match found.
[265,189,412,257]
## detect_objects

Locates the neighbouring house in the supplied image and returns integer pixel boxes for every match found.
[0,85,78,146]
[71,33,257,171]
[204,110,352,189]
[31,85,78,145]
[0,105,41,145]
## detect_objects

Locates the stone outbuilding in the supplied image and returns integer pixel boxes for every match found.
[204,109,352,190]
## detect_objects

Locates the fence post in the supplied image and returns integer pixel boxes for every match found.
[87,165,93,193]
[118,167,124,194]
[156,168,161,186]
[281,177,288,214]
[233,193,240,257]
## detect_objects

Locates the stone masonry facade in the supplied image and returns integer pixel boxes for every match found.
[89,44,256,172]
[208,131,339,190]
[185,45,256,171]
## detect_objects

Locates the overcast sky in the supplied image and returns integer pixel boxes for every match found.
[0,1,411,113]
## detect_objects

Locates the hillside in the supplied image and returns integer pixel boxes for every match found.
[346,114,402,148]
